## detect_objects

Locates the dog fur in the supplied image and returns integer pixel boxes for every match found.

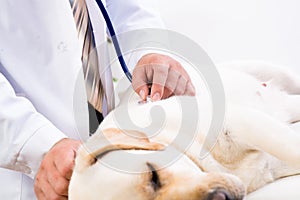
[69,61,300,200]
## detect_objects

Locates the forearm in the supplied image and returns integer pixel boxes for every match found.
[0,72,67,179]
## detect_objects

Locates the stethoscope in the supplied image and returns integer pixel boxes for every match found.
[95,0,153,104]
[95,0,133,82]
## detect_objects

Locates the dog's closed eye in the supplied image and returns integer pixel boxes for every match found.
[147,162,161,191]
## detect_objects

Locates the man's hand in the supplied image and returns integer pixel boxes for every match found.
[132,53,195,101]
[34,138,81,200]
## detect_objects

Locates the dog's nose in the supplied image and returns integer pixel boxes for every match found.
[207,190,231,200]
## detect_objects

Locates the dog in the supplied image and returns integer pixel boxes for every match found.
[69,61,300,200]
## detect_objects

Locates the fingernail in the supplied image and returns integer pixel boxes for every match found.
[152,93,161,101]
[139,90,145,99]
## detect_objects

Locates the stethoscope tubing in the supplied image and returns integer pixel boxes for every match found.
[95,0,133,82]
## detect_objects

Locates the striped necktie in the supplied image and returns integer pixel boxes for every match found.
[71,0,108,114]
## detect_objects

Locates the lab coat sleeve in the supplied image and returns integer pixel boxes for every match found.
[0,72,67,179]
[105,0,168,69]
[106,0,165,33]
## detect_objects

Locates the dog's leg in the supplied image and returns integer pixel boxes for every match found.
[221,61,300,94]
[226,105,300,168]
[285,95,300,123]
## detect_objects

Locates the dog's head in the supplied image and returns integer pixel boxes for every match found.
[69,128,245,200]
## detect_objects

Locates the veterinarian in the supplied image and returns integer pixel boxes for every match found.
[0,0,195,199]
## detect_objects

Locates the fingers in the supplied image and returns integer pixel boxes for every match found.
[48,161,69,196]
[174,75,187,95]
[34,138,81,200]
[132,53,196,101]
[165,72,195,98]
[35,161,68,200]
[132,64,151,100]
[53,145,77,180]
[35,175,68,200]
[185,81,196,96]
[151,64,168,101]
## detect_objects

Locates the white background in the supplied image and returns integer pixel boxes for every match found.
[156,0,300,74]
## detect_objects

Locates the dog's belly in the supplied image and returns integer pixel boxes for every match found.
[220,69,294,123]
[206,68,300,192]
[98,66,300,195]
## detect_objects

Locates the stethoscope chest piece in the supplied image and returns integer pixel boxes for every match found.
[138,95,153,105]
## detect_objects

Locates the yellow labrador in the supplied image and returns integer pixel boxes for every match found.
[69,62,300,200]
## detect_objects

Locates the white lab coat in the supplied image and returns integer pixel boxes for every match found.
[0,0,164,199]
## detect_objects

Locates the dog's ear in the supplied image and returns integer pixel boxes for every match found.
[75,128,165,172]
